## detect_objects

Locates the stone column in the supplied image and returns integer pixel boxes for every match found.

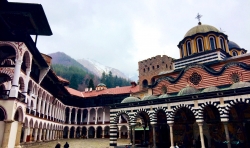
[38,129,42,141]
[74,129,76,138]
[223,122,231,148]
[9,59,22,98]
[94,128,97,138]
[102,130,105,138]
[15,122,23,148]
[102,110,105,124]
[23,127,28,142]
[75,110,78,124]
[197,121,205,148]
[80,109,83,124]
[67,130,70,139]
[37,98,42,116]
[168,121,175,148]
[68,111,72,124]
[29,128,33,142]
[46,129,50,140]
[87,109,90,124]
[95,108,98,124]
[50,130,53,140]
[34,128,38,141]
[119,130,121,139]
[152,124,156,148]
[86,128,89,138]
[2,121,14,148]
[41,101,46,118]
[43,129,46,141]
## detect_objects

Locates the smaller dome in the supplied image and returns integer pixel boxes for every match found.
[97,83,106,87]
[184,24,220,38]
[230,81,250,89]
[228,41,240,49]
[158,94,170,98]
[121,96,140,103]
[202,86,220,93]
[143,95,158,101]
[178,86,199,96]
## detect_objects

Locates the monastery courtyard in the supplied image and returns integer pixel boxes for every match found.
[23,139,130,148]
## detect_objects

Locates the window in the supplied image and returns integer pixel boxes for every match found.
[152,66,155,70]
[161,86,167,94]
[157,65,159,68]
[142,80,148,88]
[241,51,245,55]
[181,45,184,58]
[189,72,202,85]
[220,37,225,50]
[148,67,150,71]
[232,51,238,56]
[186,41,192,55]
[197,38,204,52]
[166,64,168,68]
[209,36,216,50]
[143,68,145,72]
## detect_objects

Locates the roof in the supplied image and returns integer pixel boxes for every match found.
[202,86,220,93]
[82,85,140,98]
[121,96,140,103]
[97,83,106,87]
[57,76,70,84]
[177,86,199,96]
[184,23,220,38]
[230,81,250,89]
[142,95,158,101]
[228,41,240,49]
[65,87,83,98]
[0,2,52,36]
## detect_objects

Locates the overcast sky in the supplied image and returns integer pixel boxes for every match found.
[10,0,250,78]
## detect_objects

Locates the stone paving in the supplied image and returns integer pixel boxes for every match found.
[24,139,131,148]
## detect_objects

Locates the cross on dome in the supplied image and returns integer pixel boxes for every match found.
[195,13,202,23]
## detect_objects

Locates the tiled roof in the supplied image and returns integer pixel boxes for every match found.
[65,87,83,97]
[82,85,140,98]
[57,76,69,83]
[65,85,139,98]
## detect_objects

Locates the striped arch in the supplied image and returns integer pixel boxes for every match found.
[224,97,250,116]
[169,104,198,120]
[0,42,20,60]
[22,51,31,69]
[152,106,170,123]
[18,76,25,92]
[0,68,14,80]
[133,108,152,124]
[113,110,131,124]
[198,101,222,120]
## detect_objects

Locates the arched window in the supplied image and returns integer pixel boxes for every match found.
[220,37,225,50]
[157,65,159,68]
[232,51,238,56]
[148,67,150,71]
[241,51,245,55]
[142,80,148,88]
[152,66,154,70]
[186,41,192,55]
[197,38,204,52]
[209,36,216,50]
[143,68,145,72]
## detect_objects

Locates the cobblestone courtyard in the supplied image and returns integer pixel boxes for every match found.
[24,139,130,148]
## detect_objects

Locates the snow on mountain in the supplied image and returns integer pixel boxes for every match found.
[77,58,129,80]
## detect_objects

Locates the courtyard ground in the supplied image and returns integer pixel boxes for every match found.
[23,139,131,148]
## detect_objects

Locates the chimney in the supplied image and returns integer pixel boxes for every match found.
[85,88,88,92]
[89,88,92,92]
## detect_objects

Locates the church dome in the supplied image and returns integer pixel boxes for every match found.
[230,81,250,89]
[228,41,240,49]
[202,86,220,93]
[121,96,140,103]
[158,94,170,98]
[97,83,106,87]
[184,23,220,38]
[177,86,199,96]
[142,95,158,101]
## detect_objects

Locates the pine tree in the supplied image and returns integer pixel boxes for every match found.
[88,79,95,90]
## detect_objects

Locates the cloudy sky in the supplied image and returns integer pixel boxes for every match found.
[10,0,250,78]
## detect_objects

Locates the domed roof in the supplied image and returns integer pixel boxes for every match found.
[142,95,158,101]
[184,23,220,38]
[177,86,199,96]
[158,94,170,98]
[97,83,106,87]
[202,86,220,93]
[230,81,250,89]
[121,96,140,103]
[228,41,240,49]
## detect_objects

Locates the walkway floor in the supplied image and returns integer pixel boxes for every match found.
[24,139,131,148]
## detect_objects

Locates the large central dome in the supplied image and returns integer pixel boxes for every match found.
[184,23,220,38]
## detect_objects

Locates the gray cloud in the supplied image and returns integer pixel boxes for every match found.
[10,0,250,78]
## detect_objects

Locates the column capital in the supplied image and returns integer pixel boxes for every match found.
[15,59,23,65]
[196,119,204,123]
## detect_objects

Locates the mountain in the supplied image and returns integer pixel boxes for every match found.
[49,52,89,72]
[77,58,129,80]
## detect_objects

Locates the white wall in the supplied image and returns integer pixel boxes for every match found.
[8,121,18,148]
[0,121,5,148]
